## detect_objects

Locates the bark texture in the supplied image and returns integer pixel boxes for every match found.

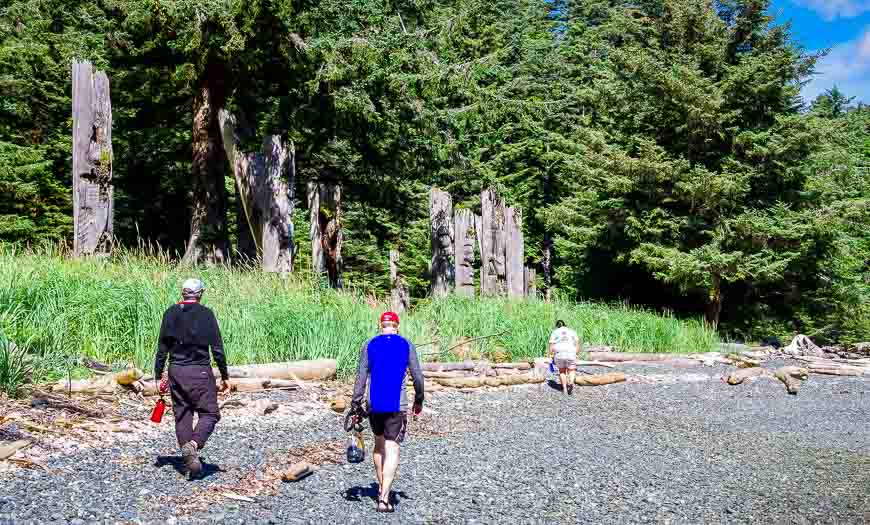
[184,67,229,265]
[479,188,508,296]
[308,180,343,288]
[430,188,454,297]
[454,209,476,296]
[72,60,113,256]
[219,110,295,274]
[505,207,525,298]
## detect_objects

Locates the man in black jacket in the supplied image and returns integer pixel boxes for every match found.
[154,278,231,478]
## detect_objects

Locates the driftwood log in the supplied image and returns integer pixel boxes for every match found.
[282,461,318,482]
[774,366,808,395]
[72,60,113,256]
[223,359,337,381]
[574,372,626,386]
[587,352,693,362]
[219,110,295,274]
[429,188,454,297]
[0,440,31,461]
[726,367,769,385]
[454,209,476,297]
[48,359,335,395]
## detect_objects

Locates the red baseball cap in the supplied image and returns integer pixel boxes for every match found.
[380,311,400,325]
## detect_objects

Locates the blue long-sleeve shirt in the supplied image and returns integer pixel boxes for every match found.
[352,334,424,413]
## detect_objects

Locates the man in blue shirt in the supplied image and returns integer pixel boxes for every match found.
[351,311,425,513]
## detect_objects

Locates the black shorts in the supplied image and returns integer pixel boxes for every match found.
[368,411,407,443]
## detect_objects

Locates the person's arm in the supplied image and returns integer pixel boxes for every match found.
[208,310,230,386]
[351,340,370,413]
[408,343,425,412]
[154,308,173,382]
[548,332,557,359]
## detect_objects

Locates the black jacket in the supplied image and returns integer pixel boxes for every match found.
[154,302,229,381]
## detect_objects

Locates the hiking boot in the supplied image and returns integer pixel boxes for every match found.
[182,441,202,478]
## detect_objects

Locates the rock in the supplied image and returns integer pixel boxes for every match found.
[853,342,870,355]
[250,399,279,416]
[329,396,348,413]
[782,335,825,357]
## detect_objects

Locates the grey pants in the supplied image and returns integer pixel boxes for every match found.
[168,365,221,449]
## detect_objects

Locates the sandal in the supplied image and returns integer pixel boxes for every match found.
[376,498,394,513]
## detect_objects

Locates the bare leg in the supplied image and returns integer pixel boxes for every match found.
[559,370,568,393]
[373,434,386,489]
[568,369,576,387]
[379,440,401,505]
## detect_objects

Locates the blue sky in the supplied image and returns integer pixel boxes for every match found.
[768,1,870,104]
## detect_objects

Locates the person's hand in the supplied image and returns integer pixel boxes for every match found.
[412,402,422,418]
[158,377,169,395]
[219,379,232,393]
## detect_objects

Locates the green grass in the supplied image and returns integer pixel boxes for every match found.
[0,245,719,394]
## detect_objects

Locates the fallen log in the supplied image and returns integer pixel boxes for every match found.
[483,374,545,387]
[806,367,865,377]
[0,440,31,460]
[422,371,469,379]
[726,367,769,385]
[282,461,318,482]
[432,373,544,389]
[421,361,485,372]
[329,397,348,413]
[587,352,692,362]
[114,368,144,386]
[574,372,626,386]
[48,376,116,395]
[491,362,532,370]
[433,376,486,388]
[774,366,808,395]
[794,355,870,366]
[222,359,337,381]
[230,378,301,392]
[136,377,300,396]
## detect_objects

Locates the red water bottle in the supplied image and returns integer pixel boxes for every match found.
[150,398,167,423]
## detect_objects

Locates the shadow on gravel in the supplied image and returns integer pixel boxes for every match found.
[154,455,225,480]
[344,482,411,508]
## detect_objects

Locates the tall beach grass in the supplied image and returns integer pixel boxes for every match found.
[0,245,719,391]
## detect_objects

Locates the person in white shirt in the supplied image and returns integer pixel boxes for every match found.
[548,320,581,395]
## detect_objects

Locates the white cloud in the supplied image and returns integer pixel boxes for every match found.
[794,0,870,20]
[802,27,870,104]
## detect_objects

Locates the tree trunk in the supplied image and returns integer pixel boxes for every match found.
[72,60,113,257]
[184,68,229,265]
[309,180,342,288]
[429,188,454,297]
[454,209,476,296]
[219,111,294,275]
[235,187,257,262]
[505,207,524,298]
[525,266,537,297]
[261,137,294,274]
[390,249,410,313]
[542,232,553,301]
[705,274,723,331]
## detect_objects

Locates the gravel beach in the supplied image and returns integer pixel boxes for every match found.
[2,361,870,524]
